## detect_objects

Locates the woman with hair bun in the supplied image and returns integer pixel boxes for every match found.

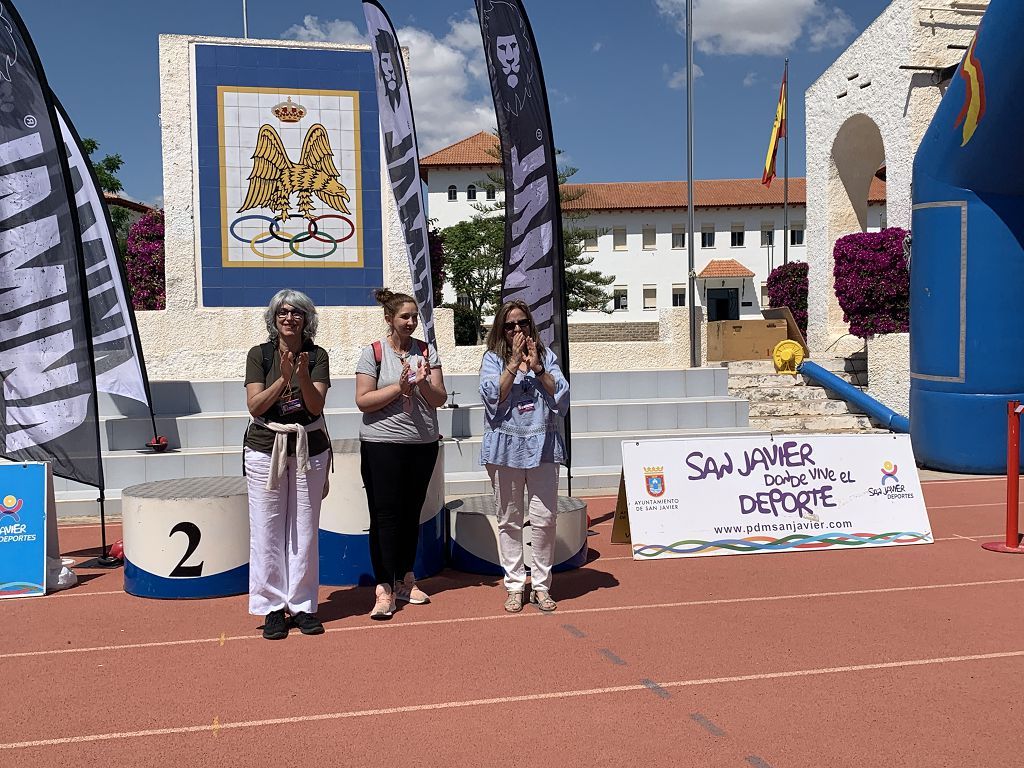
[355,289,447,619]
[244,289,331,640]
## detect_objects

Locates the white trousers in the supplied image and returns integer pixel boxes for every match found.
[486,462,559,593]
[245,447,329,616]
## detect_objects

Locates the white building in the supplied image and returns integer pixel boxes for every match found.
[422,132,885,323]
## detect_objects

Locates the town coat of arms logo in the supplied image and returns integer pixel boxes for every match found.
[644,467,666,498]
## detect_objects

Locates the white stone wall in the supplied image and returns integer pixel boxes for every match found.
[805,0,985,353]
[148,34,416,378]
[867,333,910,417]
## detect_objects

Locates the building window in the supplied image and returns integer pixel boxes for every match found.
[583,232,598,252]
[643,285,657,310]
[672,285,686,306]
[790,224,805,246]
[613,227,627,251]
[467,184,477,201]
[613,287,628,310]
[701,226,715,249]
[642,226,656,250]
[880,210,887,229]
[447,185,457,202]
[730,225,745,248]
[486,185,496,201]
[671,226,685,249]
[760,225,774,247]
[456,294,472,308]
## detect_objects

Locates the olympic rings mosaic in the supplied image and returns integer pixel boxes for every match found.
[229,214,355,260]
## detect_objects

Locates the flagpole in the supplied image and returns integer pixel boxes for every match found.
[686,0,697,368]
[783,58,789,266]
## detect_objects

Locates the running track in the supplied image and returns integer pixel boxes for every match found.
[2,476,1022,767]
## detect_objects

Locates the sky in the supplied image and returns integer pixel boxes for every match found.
[20,0,892,206]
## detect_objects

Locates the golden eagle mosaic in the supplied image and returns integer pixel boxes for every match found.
[238,123,351,221]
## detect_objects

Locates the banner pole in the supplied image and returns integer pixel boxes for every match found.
[686,0,697,368]
[783,58,790,266]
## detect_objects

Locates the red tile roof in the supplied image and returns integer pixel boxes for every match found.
[562,178,886,211]
[421,134,886,209]
[697,259,757,279]
[420,131,500,168]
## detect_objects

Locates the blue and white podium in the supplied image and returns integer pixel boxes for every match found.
[448,495,589,575]
[318,439,446,586]
[122,477,250,599]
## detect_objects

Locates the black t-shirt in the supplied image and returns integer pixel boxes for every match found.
[243,342,331,456]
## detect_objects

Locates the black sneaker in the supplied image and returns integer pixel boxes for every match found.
[290,611,325,636]
[262,609,288,640]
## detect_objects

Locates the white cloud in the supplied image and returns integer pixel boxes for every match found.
[654,0,856,56]
[808,7,856,51]
[743,71,758,87]
[592,41,603,53]
[666,63,704,90]
[283,16,365,44]
[281,12,495,154]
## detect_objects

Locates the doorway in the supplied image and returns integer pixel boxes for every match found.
[706,288,739,321]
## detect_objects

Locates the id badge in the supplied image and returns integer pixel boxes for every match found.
[279,396,304,415]
[517,399,536,414]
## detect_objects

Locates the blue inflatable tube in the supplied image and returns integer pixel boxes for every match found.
[910,0,1024,472]
[798,361,910,433]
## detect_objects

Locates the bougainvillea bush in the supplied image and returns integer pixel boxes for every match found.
[124,210,165,310]
[833,227,909,338]
[765,261,809,337]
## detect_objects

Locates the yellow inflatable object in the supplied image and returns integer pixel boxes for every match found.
[772,339,805,375]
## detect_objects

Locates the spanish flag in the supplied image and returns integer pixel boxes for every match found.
[762,67,787,187]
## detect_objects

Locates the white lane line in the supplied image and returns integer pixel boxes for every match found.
[3,648,1023,750]
[8,532,1008,600]
[4,577,1023,661]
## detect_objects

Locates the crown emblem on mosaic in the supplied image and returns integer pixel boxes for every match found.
[643,466,664,474]
[271,97,306,123]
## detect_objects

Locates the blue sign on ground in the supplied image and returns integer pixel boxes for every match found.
[0,463,47,598]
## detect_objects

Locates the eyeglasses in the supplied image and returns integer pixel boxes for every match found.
[276,308,305,319]
[503,319,531,331]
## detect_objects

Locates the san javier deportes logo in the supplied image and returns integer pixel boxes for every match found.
[0,493,35,543]
[868,460,914,500]
[1,494,23,522]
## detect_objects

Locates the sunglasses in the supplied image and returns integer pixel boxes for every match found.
[503,319,531,331]
[276,308,305,319]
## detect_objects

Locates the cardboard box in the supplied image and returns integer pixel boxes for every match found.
[707,320,788,361]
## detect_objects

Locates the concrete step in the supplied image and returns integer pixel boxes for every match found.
[728,371,868,388]
[722,355,867,376]
[99,395,749,450]
[730,385,834,402]
[99,368,733,419]
[748,414,879,432]
[444,464,625,497]
[748,399,865,418]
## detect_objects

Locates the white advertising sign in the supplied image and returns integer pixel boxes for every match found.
[622,433,932,560]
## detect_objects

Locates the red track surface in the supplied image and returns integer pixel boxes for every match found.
[3,477,1022,767]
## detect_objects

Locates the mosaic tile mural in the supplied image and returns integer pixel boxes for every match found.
[194,44,383,307]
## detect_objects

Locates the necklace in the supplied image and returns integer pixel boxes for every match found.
[388,336,411,360]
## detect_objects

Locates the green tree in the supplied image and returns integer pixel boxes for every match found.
[440,214,505,342]
[82,137,132,250]
[472,140,613,312]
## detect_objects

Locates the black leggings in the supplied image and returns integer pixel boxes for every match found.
[360,440,439,586]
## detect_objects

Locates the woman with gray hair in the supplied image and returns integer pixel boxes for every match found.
[243,289,331,640]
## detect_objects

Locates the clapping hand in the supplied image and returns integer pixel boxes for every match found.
[511,331,527,369]
[295,351,310,382]
[525,338,543,373]
[413,357,430,386]
[280,350,295,382]
[399,360,413,395]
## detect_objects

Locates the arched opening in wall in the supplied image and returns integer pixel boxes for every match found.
[825,113,887,342]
